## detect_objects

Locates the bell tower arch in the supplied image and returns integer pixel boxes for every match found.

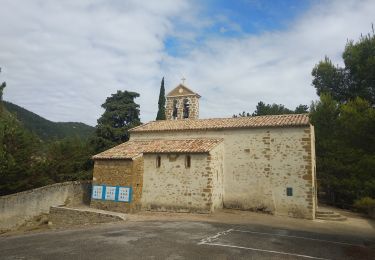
[165,83,200,120]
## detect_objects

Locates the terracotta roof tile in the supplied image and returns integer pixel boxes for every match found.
[130,114,310,133]
[93,138,223,160]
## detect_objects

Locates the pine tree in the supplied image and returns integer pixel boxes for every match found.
[251,101,294,116]
[156,77,166,120]
[92,90,141,152]
[312,30,375,105]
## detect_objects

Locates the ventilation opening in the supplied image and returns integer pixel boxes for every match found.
[172,99,178,119]
[183,98,190,118]
[156,155,161,168]
[286,187,293,196]
[185,155,191,168]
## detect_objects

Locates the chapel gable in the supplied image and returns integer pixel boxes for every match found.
[165,83,201,120]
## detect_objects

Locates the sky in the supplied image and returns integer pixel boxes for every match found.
[0,0,374,126]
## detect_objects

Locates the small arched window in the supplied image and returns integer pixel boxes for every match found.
[172,100,178,119]
[183,99,190,119]
[185,155,191,168]
[156,155,161,168]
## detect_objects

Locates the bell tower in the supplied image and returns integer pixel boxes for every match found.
[165,82,200,120]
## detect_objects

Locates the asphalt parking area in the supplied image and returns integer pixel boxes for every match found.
[198,227,374,259]
[0,221,374,259]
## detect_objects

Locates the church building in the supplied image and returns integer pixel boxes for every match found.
[91,83,317,219]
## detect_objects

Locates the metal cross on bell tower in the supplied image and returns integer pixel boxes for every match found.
[181,77,186,84]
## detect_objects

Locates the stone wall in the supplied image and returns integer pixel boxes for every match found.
[209,144,224,210]
[0,181,91,231]
[310,125,318,213]
[141,147,223,213]
[165,95,199,120]
[90,157,143,213]
[131,126,316,219]
[49,206,125,227]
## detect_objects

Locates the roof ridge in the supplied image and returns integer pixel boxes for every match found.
[93,138,224,160]
[129,120,155,131]
[166,84,201,97]
[149,113,308,122]
[131,137,223,141]
[129,114,310,133]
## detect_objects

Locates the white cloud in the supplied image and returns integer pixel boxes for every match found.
[0,0,374,125]
[0,0,192,124]
[164,0,375,119]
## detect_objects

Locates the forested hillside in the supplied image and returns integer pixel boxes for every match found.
[0,83,142,196]
[0,101,95,195]
[3,101,94,140]
[0,83,95,196]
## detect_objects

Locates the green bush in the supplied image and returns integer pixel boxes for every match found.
[354,197,375,214]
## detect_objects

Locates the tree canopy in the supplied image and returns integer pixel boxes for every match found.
[310,94,375,206]
[312,31,375,105]
[156,77,166,120]
[0,84,94,196]
[93,90,141,152]
[234,101,308,117]
[0,109,39,195]
[0,83,144,196]
[4,101,94,141]
[310,30,375,207]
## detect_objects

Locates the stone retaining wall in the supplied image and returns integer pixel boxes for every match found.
[0,181,91,231]
[49,206,125,227]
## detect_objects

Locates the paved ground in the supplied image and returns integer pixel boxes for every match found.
[1,217,374,260]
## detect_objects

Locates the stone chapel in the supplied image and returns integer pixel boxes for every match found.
[91,83,317,219]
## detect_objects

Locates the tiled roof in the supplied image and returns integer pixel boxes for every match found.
[93,138,223,160]
[130,114,310,133]
[93,140,150,160]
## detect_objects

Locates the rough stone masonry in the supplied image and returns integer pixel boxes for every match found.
[91,83,317,219]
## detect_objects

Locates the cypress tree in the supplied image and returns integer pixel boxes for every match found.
[0,82,5,102]
[0,82,5,113]
[156,77,166,120]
